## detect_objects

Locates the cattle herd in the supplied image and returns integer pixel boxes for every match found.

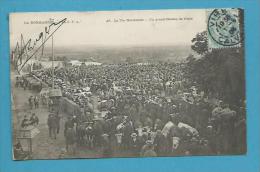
[25,62,246,157]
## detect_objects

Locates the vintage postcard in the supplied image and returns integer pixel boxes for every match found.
[10,9,246,160]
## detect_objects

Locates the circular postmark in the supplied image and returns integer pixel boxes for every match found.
[208,9,240,46]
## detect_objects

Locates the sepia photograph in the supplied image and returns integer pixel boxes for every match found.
[10,9,246,160]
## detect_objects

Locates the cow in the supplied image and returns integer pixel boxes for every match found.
[178,122,199,136]
[161,121,175,137]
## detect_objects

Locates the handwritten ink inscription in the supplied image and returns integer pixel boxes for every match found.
[12,18,67,74]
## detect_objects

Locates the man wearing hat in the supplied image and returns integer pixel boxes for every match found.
[65,126,77,155]
[154,130,168,156]
[169,113,180,126]
[72,115,79,125]
[21,115,30,128]
[29,113,39,126]
[64,116,74,137]
[102,133,112,158]
[28,96,34,109]
[47,113,57,139]
[115,132,123,148]
[211,100,224,119]
[54,112,61,134]
[140,140,157,157]
[130,132,144,156]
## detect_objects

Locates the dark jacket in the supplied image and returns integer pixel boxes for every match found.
[48,115,57,128]
[65,128,76,145]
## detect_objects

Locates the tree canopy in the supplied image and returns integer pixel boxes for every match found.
[187,31,245,106]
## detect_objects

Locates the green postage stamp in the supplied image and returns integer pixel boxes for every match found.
[207,8,242,49]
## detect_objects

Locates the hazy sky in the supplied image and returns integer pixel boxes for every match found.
[10,10,207,48]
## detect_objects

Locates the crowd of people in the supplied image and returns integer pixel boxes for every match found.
[15,74,42,92]
[21,113,39,128]
[29,62,246,157]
